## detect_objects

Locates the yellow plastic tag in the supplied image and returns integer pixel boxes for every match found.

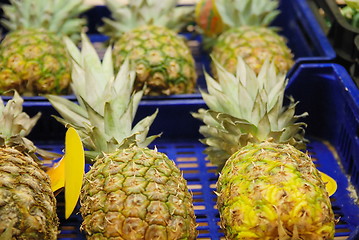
[47,156,65,193]
[320,171,337,196]
[47,127,85,219]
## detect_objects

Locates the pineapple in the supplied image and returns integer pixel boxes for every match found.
[192,58,335,239]
[0,91,59,239]
[195,0,227,38]
[210,0,294,75]
[99,0,197,96]
[0,0,90,96]
[47,34,197,239]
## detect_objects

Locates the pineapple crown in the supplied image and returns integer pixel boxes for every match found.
[215,0,280,28]
[0,91,39,140]
[47,34,159,159]
[0,91,60,161]
[99,0,194,39]
[1,0,91,40]
[192,56,308,169]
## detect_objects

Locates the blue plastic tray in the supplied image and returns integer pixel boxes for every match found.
[41,138,359,240]
[31,62,359,239]
[42,138,359,239]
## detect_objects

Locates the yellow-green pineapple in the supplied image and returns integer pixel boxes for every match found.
[47,34,197,239]
[0,0,90,96]
[192,58,335,239]
[0,91,59,239]
[100,0,197,96]
[211,0,294,75]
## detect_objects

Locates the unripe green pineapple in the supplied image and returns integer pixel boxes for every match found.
[193,58,335,239]
[0,91,59,239]
[0,0,90,96]
[47,34,197,239]
[100,0,197,96]
[0,29,71,95]
[210,0,294,75]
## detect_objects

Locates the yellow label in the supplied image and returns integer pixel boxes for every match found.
[320,171,337,196]
[47,127,85,219]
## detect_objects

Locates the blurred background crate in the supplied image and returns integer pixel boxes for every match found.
[5,0,336,143]
[307,0,359,86]
[83,0,336,79]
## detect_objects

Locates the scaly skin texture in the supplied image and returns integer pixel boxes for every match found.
[212,26,294,75]
[80,146,197,240]
[0,147,59,240]
[112,25,197,96]
[217,141,335,240]
[0,28,71,96]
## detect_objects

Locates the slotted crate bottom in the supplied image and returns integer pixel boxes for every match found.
[41,138,359,240]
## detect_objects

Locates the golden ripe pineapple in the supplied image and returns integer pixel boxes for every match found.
[210,0,294,75]
[192,58,335,239]
[100,0,197,96]
[47,34,197,239]
[0,91,59,239]
[0,0,90,96]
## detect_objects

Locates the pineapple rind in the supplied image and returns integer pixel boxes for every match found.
[0,147,59,239]
[212,26,294,75]
[0,29,71,95]
[113,25,197,95]
[80,146,197,239]
[217,141,335,240]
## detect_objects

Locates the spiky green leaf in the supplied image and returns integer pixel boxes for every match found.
[49,34,159,154]
[100,0,194,38]
[1,0,91,40]
[215,0,280,27]
[195,56,308,168]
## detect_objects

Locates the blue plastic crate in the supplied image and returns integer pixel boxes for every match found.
[31,62,359,239]
[0,0,335,101]
[307,0,359,85]
[83,0,335,61]
[83,0,335,87]
[196,0,336,81]
[275,0,335,74]
[5,0,336,143]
